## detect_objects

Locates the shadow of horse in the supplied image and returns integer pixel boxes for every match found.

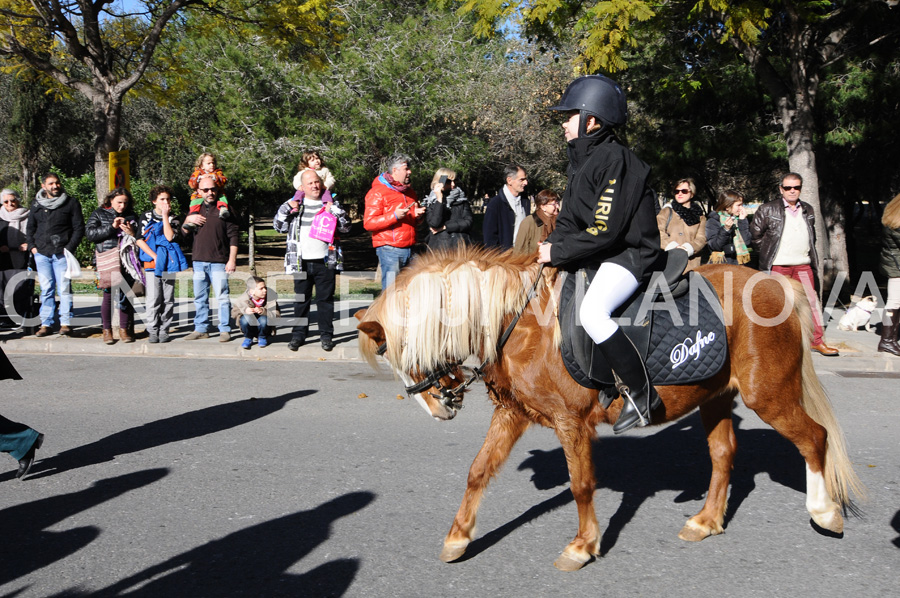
[462,411,804,559]
[19,389,313,481]
[48,491,376,598]
[0,468,169,587]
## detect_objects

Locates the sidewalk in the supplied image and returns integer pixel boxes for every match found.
[2,301,898,369]
[0,297,374,361]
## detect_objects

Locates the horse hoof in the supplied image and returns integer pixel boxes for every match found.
[678,519,719,542]
[440,541,469,563]
[553,552,590,572]
[811,509,843,534]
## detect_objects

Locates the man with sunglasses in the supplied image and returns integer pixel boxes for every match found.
[750,173,839,356]
[181,175,239,342]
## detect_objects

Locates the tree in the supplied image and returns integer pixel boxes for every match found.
[0,0,345,202]
[452,0,900,285]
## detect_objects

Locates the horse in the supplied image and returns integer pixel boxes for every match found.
[355,245,864,571]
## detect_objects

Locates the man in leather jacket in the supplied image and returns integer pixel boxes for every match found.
[750,173,839,356]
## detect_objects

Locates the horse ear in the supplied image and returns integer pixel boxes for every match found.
[354,308,368,322]
[357,320,386,345]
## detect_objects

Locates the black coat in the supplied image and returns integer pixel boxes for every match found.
[86,207,139,253]
[425,194,474,250]
[482,192,529,249]
[880,225,900,279]
[547,131,661,281]
[705,211,751,264]
[25,194,84,257]
[749,199,818,273]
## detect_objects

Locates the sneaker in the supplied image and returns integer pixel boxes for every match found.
[241,338,252,349]
[35,326,52,338]
[148,333,159,344]
[218,207,230,219]
[288,338,305,352]
[258,337,268,348]
[159,333,172,343]
[58,325,72,336]
[219,331,231,343]
[321,338,335,352]
[184,331,209,341]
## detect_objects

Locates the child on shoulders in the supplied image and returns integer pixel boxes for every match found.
[188,153,230,220]
[291,151,335,204]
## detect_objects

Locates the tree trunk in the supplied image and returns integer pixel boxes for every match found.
[248,214,256,275]
[92,93,124,205]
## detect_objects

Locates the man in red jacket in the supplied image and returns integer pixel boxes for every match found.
[363,155,424,289]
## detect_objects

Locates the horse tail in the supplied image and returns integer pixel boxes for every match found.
[791,280,867,510]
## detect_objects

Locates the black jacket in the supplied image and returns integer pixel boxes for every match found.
[880,225,900,280]
[547,131,661,281]
[86,207,139,253]
[749,199,818,272]
[425,193,474,249]
[483,192,529,249]
[25,193,85,257]
[705,211,751,264]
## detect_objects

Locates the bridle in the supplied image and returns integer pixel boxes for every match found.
[376,263,546,411]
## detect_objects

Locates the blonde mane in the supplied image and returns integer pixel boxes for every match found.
[358,246,547,373]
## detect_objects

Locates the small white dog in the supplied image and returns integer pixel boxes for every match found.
[838,295,878,332]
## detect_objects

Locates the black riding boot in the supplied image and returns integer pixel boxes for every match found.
[877,309,900,356]
[595,328,661,434]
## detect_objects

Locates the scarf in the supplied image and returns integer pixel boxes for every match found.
[34,189,69,210]
[535,210,557,243]
[671,201,704,227]
[251,293,267,308]
[380,172,410,193]
[708,211,750,265]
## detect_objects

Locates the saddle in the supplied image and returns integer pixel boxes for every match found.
[559,249,728,399]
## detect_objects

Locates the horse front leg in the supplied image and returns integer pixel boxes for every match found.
[440,407,530,563]
[553,420,600,571]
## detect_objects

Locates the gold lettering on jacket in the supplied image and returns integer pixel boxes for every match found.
[591,179,616,233]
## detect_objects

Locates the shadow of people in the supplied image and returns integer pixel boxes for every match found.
[0,468,169,587]
[52,491,376,598]
[892,510,900,549]
[22,390,313,480]
[479,411,805,558]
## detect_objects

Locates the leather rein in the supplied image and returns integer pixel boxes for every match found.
[376,263,546,411]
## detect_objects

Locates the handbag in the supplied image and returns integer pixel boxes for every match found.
[95,247,121,289]
[309,209,337,244]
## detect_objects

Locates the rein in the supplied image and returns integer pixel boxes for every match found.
[376,263,546,410]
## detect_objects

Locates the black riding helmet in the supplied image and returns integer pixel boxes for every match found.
[550,75,627,136]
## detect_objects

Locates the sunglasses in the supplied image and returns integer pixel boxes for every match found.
[781,185,802,191]
[674,188,691,195]
[199,187,217,192]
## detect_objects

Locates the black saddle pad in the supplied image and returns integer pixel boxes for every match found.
[559,269,728,389]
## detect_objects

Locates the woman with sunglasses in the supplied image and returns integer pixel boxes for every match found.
[0,189,31,328]
[657,178,707,272]
[537,75,663,434]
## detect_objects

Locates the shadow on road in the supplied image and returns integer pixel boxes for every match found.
[20,389,314,480]
[50,491,376,598]
[469,412,807,558]
[0,468,169,587]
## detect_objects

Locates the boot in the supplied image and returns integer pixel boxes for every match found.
[103,329,115,345]
[877,309,900,356]
[119,327,134,343]
[595,328,662,434]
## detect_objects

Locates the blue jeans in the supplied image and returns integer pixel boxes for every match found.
[34,252,73,327]
[192,261,230,333]
[376,245,412,290]
[239,314,269,340]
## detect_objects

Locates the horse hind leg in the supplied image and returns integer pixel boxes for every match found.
[741,366,847,535]
[440,407,530,563]
[679,393,737,542]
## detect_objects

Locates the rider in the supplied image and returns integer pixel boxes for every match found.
[538,75,663,434]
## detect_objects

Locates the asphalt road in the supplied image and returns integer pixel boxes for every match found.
[1,354,897,597]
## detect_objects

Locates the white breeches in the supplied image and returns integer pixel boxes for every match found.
[580,262,640,344]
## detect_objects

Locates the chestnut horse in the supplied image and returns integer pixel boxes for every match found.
[356,246,863,571]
